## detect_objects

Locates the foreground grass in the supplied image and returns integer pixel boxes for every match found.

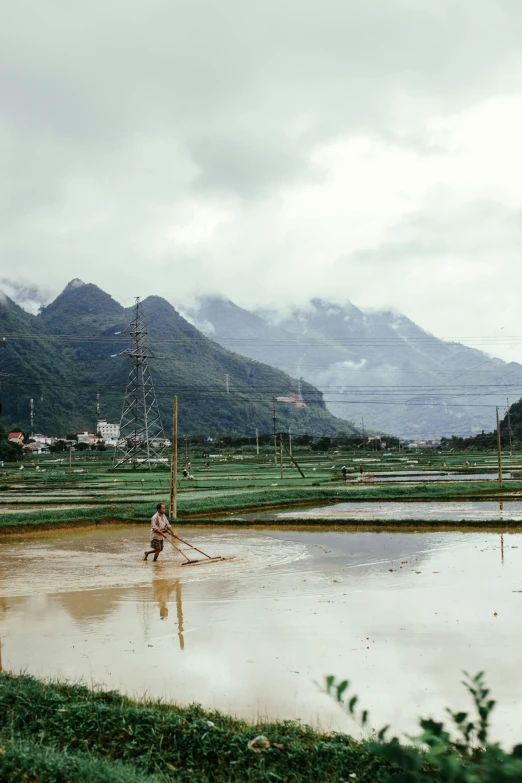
[0,740,170,783]
[0,673,386,783]
[2,673,522,782]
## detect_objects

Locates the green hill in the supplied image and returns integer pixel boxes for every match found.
[0,280,358,438]
[439,398,522,450]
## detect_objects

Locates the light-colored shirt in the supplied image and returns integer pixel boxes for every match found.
[150,511,171,541]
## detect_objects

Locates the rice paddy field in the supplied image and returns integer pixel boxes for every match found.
[3,447,522,781]
[1,446,522,531]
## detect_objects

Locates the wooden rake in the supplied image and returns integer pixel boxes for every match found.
[158,529,226,566]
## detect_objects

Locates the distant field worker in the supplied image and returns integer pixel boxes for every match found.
[342,466,347,481]
[143,503,173,561]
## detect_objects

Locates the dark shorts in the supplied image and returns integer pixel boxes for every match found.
[150,539,164,551]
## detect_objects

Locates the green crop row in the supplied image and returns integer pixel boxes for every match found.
[0,481,520,531]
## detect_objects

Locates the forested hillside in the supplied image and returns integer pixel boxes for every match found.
[0,281,356,438]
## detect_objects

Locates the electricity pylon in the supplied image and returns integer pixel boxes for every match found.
[113,297,167,469]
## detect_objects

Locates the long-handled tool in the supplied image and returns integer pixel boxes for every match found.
[156,529,194,565]
[159,529,226,566]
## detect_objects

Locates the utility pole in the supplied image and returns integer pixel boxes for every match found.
[68,443,72,473]
[361,416,365,440]
[279,433,283,479]
[272,398,277,465]
[113,297,166,469]
[30,398,34,437]
[288,426,292,455]
[280,437,306,478]
[95,390,101,437]
[225,374,230,394]
[496,406,503,488]
[256,428,259,456]
[170,396,178,519]
[507,398,513,457]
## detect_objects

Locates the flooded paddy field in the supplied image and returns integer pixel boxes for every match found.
[272,500,522,523]
[2,524,522,744]
[2,449,522,533]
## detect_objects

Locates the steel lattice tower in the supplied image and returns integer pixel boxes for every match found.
[113,297,167,470]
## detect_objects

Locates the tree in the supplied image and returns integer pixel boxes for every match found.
[49,440,68,454]
[0,423,23,462]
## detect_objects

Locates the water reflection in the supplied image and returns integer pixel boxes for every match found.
[176,581,184,651]
[151,573,184,650]
[58,587,126,625]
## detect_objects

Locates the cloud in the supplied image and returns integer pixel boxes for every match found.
[2,1,522,358]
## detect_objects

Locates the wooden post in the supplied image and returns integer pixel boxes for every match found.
[496,406,503,488]
[256,428,259,456]
[280,436,306,478]
[69,444,72,473]
[170,396,178,519]
[273,399,277,465]
[507,398,513,457]
[279,433,283,479]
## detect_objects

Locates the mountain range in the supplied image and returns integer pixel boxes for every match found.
[182,296,522,438]
[0,280,356,438]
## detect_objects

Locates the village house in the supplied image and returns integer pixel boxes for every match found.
[33,434,54,446]
[96,419,120,440]
[76,431,99,445]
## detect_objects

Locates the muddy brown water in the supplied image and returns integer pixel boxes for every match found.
[1,525,522,744]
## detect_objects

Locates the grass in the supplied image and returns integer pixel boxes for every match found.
[1,482,522,532]
[0,481,521,532]
[0,673,387,783]
[0,740,171,783]
[2,672,522,782]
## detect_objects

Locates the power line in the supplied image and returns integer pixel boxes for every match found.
[4,331,522,345]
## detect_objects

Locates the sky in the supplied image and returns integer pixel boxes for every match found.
[2,0,522,361]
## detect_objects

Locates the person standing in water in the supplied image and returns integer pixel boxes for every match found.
[143,503,173,561]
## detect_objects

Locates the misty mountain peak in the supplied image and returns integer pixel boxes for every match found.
[196,295,242,314]
[309,298,358,314]
[41,281,123,328]
[141,295,179,316]
[0,290,16,310]
[63,278,86,293]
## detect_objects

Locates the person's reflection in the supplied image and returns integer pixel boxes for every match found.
[175,581,185,651]
[151,573,185,650]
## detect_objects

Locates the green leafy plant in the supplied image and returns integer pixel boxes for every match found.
[324,671,522,781]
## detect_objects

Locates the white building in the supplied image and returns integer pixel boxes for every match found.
[33,434,54,446]
[77,431,97,444]
[96,420,120,440]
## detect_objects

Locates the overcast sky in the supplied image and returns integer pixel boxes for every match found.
[2,0,522,360]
